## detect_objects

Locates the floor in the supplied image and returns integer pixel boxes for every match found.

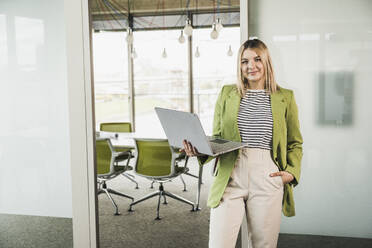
[2,158,372,248]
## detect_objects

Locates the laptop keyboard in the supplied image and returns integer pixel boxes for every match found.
[210,139,240,154]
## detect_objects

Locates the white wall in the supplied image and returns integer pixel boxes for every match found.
[0,0,72,218]
[0,0,97,246]
[248,0,372,238]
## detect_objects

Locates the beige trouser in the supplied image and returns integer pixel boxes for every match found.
[209,148,284,248]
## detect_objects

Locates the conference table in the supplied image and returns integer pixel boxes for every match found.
[96,131,203,210]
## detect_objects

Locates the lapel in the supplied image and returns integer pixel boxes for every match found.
[270,88,285,154]
[227,87,242,141]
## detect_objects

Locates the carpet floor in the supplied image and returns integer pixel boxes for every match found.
[1,158,371,248]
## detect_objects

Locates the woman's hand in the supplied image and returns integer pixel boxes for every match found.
[179,140,200,157]
[270,171,294,185]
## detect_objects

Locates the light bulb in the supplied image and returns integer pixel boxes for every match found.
[132,48,137,59]
[126,28,133,44]
[162,48,167,58]
[227,45,233,56]
[178,30,185,43]
[210,23,219,39]
[216,18,223,32]
[183,18,193,36]
[195,46,200,58]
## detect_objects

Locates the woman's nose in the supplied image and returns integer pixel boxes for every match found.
[248,60,255,69]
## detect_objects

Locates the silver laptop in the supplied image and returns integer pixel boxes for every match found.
[155,107,246,156]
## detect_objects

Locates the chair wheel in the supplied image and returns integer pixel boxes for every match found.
[155,217,162,220]
[192,206,201,212]
[114,212,121,216]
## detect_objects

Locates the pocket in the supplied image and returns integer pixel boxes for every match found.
[273,174,283,188]
[264,161,283,189]
[265,173,283,189]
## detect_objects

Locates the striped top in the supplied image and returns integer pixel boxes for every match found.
[237,89,273,150]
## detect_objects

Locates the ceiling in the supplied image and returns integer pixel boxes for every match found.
[91,0,240,17]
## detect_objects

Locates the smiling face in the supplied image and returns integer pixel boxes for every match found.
[241,48,265,89]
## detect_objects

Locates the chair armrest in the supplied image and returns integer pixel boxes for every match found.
[113,151,133,162]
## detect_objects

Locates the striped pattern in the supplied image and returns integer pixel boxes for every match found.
[237,90,273,150]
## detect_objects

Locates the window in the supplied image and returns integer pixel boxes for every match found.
[91,26,240,136]
[92,31,129,127]
[193,27,240,135]
[133,30,188,136]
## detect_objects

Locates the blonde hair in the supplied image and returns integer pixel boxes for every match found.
[237,39,279,97]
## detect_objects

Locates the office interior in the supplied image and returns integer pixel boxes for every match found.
[0,0,372,247]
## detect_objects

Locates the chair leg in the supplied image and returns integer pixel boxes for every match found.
[129,183,195,219]
[124,173,135,178]
[128,191,160,212]
[163,193,168,205]
[163,191,195,211]
[102,188,120,215]
[155,192,163,220]
[184,172,198,179]
[121,173,139,189]
[150,180,155,189]
[107,188,134,202]
[179,174,187,191]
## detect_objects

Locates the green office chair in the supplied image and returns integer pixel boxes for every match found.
[128,138,195,220]
[100,122,132,133]
[100,122,139,189]
[149,152,190,192]
[96,138,134,215]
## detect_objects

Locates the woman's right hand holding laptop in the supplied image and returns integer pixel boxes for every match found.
[180,140,201,157]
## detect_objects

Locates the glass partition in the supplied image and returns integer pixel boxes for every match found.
[249,0,372,238]
[0,0,73,246]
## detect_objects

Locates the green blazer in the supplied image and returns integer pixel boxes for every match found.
[199,84,303,217]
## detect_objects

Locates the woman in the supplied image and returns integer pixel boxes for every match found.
[182,39,303,248]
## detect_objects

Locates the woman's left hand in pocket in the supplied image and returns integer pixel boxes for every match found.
[270,171,294,185]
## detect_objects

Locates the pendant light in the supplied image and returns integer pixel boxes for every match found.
[227,45,233,56]
[126,27,133,44]
[216,18,223,32]
[184,18,193,36]
[210,23,219,39]
[178,30,186,43]
[195,46,200,58]
[132,48,137,59]
[210,0,218,40]
[161,0,168,59]
[162,48,167,58]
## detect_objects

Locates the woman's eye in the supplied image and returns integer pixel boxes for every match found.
[242,61,248,64]
[255,57,261,62]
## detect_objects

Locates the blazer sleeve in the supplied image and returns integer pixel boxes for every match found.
[285,91,303,187]
[197,86,225,165]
